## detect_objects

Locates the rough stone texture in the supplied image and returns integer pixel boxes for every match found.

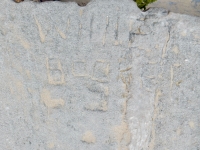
[0,0,200,150]
[149,0,200,17]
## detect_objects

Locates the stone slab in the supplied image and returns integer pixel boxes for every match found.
[149,0,200,17]
[0,0,200,150]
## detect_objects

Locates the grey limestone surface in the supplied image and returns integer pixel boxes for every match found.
[149,0,200,17]
[0,0,200,150]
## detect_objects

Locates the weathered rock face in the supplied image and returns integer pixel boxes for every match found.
[149,0,200,17]
[0,0,200,150]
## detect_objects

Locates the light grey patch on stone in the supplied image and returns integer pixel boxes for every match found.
[0,0,200,150]
[169,1,177,6]
[192,0,200,5]
[192,0,200,8]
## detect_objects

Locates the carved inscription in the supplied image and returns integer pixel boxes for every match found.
[45,58,111,112]
[85,100,108,112]
[46,58,65,85]
[85,82,109,112]
[92,60,110,82]
[40,89,65,108]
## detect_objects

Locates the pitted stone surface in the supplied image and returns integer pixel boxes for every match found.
[0,0,199,150]
[149,0,200,17]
